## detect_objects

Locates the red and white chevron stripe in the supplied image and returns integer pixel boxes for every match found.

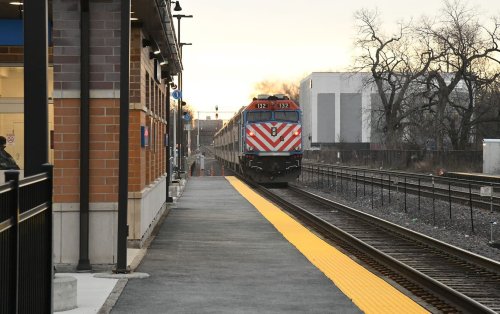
[246,122,301,152]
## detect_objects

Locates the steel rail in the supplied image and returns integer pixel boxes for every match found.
[250,181,500,313]
[302,162,499,187]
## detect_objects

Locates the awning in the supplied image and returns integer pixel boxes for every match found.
[132,0,182,75]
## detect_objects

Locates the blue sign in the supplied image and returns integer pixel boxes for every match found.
[183,113,191,121]
[172,90,182,100]
[0,19,53,46]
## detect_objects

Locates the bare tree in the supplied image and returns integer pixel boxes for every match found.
[253,80,300,104]
[471,74,500,143]
[353,9,438,149]
[418,0,500,150]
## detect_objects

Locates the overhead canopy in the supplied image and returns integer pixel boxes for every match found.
[132,0,182,75]
[0,0,182,74]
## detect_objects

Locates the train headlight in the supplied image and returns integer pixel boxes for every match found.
[295,146,301,151]
[293,131,300,136]
[248,131,255,137]
[248,146,254,151]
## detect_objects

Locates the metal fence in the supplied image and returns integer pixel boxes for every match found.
[304,149,482,172]
[0,164,53,314]
[300,162,499,237]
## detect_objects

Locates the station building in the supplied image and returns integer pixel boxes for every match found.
[0,0,183,269]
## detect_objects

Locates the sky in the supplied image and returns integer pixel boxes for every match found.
[179,0,500,119]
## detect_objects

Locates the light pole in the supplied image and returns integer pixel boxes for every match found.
[173,14,192,176]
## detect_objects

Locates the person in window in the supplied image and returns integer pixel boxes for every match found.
[0,136,20,170]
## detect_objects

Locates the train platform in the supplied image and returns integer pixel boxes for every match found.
[445,171,500,183]
[58,176,429,313]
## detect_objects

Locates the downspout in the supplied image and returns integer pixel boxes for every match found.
[77,0,91,271]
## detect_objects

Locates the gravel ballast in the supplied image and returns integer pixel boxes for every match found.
[295,177,500,262]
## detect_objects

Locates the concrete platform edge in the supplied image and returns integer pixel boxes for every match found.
[97,279,128,314]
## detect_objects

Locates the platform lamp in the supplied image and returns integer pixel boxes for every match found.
[171,1,182,11]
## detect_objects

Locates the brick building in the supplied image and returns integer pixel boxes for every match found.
[0,0,183,270]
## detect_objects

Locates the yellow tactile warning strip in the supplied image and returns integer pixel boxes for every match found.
[226,176,429,314]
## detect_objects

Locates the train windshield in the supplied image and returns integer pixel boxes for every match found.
[247,111,272,122]
[274,111,299,122]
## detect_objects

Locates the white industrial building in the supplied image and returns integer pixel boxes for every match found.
[483,139,500,175]
[299,72,379,150]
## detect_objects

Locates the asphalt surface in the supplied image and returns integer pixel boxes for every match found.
[111,177,360,314]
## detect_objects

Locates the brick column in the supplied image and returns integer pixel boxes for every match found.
[53,0,122,267]
[53,0,173,266]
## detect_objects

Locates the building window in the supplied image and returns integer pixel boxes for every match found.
[0,66,54,169]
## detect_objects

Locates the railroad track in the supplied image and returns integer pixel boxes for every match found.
[251,182,500,313]
[301,164,500,212]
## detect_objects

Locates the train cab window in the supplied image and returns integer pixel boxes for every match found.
[246,111,272,122]
[274,111,299,122]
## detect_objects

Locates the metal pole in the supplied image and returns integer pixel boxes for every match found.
[43,163,54,313]
[363,171,366,196]
[327,166,330,187]
[319,165,322,188]
[371,175,374,209]
[380,174,384,206]
[335,169,338,192]
[388,174,391,203]
[340,168,343,193]
[432,176,435,225]
[331,166,334,189]
[173,14,193,176]
[316,165,319,188]
[404,177,407,213]
[346,170,349,193]
[77,0,91,272]
[5,171,20,313]
[491,221,495,244]
[449,181,452,220]
[418,178,421,211]
[355,170,357,198]
[116,0,131,273]
[490,184,493,213]
[165,78,173,202]
[469,183,474,233]
[176,17,182,176]
[396,176,399,204]
[24,0,49,176]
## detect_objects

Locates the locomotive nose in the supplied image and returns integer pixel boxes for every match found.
[272,162,279,171]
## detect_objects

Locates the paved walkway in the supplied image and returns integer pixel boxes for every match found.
[110,177,360,313]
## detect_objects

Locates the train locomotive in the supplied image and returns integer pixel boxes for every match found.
[214,94,302,183]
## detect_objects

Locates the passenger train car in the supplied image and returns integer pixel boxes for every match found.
[214,94,302,183]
